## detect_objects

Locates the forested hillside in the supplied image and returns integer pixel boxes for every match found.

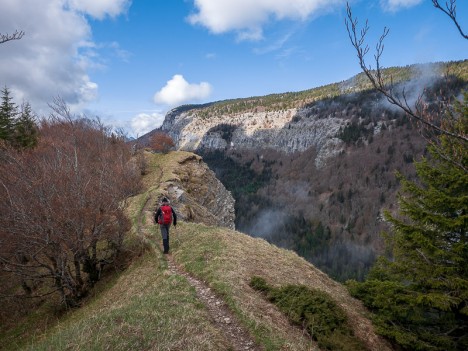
[156,61,468,281]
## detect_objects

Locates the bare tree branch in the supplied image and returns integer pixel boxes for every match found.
[345,2,468,144]
[0,30,25,45]
[432,0,468,39]
[0,113,141,306]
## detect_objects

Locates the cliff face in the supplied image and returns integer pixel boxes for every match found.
[161,106,348,168]
[151,62,467,281]
[155,61,468,171]
[155,152,235,230]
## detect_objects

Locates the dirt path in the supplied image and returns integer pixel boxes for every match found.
[165,254,259,351]
[138,191,261,351]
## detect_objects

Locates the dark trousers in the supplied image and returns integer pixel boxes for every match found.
[163,238,169,253]
[160,224,170,253]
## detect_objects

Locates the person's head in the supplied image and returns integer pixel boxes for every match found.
[161,197,169,204]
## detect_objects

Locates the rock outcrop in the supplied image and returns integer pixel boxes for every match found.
[161,106,347,168]
[157,152,235,229]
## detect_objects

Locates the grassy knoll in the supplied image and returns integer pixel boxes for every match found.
[169,221,391,351]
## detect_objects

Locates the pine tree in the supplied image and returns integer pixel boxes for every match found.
[348,94,468,350]
[0,86,18,143]
[14,101,38,149]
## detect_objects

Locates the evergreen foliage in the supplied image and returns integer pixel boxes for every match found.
[0,87,38,149]
[339,121,374,145]
[174,61,467,119]
[0,86,18,143]
[13,101,38,149]
[347,93,468,350]
[250,276,366,351]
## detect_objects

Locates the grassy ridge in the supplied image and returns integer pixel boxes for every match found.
[175,60,468,118]
[20,251,229,351]
[169,221,391,351]
[1,151,390,350]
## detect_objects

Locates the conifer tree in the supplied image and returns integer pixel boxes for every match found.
[348,93,468,350]
[0,86,18,143]
[14,101,38,149]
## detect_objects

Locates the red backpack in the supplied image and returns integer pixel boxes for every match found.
[158,205,173,225]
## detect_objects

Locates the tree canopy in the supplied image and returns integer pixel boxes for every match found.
[348,93,468,350]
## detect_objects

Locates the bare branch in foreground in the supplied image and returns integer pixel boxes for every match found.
[432,0,468,39]
[0,30,25,45]
[345,2,468,144]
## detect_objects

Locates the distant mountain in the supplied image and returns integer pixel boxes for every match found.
[139,60,468,281]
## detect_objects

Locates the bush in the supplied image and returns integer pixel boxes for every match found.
[249,277,366,351]
[149,131,175,153]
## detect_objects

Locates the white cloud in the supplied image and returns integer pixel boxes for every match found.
[188,0,345,40]
[0,0,130,115]
[153,75,212,106]
[131,112,166,137]
[381,0,423,12]
[67,0,131,19]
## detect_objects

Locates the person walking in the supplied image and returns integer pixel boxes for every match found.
[154,197,177,254]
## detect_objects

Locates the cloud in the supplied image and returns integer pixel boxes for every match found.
[205,52,217,59]
[381,0,423,12]
[0,0,130,115]
[67,0,131,19]
[131,112,166,137]
[153,75,212,106]
[246,209,287,238]
[188,0,344,41]
[253,31,294,54]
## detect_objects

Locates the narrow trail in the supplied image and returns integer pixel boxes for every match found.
[137,187,261,351]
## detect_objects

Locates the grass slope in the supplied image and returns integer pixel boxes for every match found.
[1,151,391,350]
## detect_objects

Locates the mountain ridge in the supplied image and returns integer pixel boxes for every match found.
[139,59,467,281]
[0,151,392,351]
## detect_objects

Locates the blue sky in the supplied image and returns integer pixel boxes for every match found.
[1,0,467,137]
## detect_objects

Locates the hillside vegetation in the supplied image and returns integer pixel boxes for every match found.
[171,60,468,118]
[190,60,468,282]
[0,151,391,351]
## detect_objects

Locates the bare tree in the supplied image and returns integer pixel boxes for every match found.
[0,30,25,45]
[149,131,175,153]
[0,113,141,306]
[432,0,467,39]
[345,1,467,171]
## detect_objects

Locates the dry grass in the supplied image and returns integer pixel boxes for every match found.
[1,151,392,351]
[18,251,230,351]
[170,221,393,351]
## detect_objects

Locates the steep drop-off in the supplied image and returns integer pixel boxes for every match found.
[144,61,468,281]
[1,151,392,351]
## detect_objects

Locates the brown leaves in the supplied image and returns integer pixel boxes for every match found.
[149,131,175,153]
[0,118,141,306]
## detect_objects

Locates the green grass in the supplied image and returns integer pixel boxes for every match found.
[169,218,392,351]
[14,251,229,351]
[171,222,315,351]
[0,151,391,351]
[175,60,468,118]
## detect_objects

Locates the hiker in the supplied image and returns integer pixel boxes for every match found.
[154,197,177,254]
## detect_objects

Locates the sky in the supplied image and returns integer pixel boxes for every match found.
[0,0,467,137]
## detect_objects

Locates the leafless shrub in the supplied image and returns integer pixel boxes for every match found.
[0,114,141,307]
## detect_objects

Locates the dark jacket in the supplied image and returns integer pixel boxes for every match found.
[154,205,177,226]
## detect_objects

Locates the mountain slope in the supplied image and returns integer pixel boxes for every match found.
[143,60,468,281]
[1,151,391,351]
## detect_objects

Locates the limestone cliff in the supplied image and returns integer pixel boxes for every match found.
[161,106,347,168]
[154,151,235,229]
